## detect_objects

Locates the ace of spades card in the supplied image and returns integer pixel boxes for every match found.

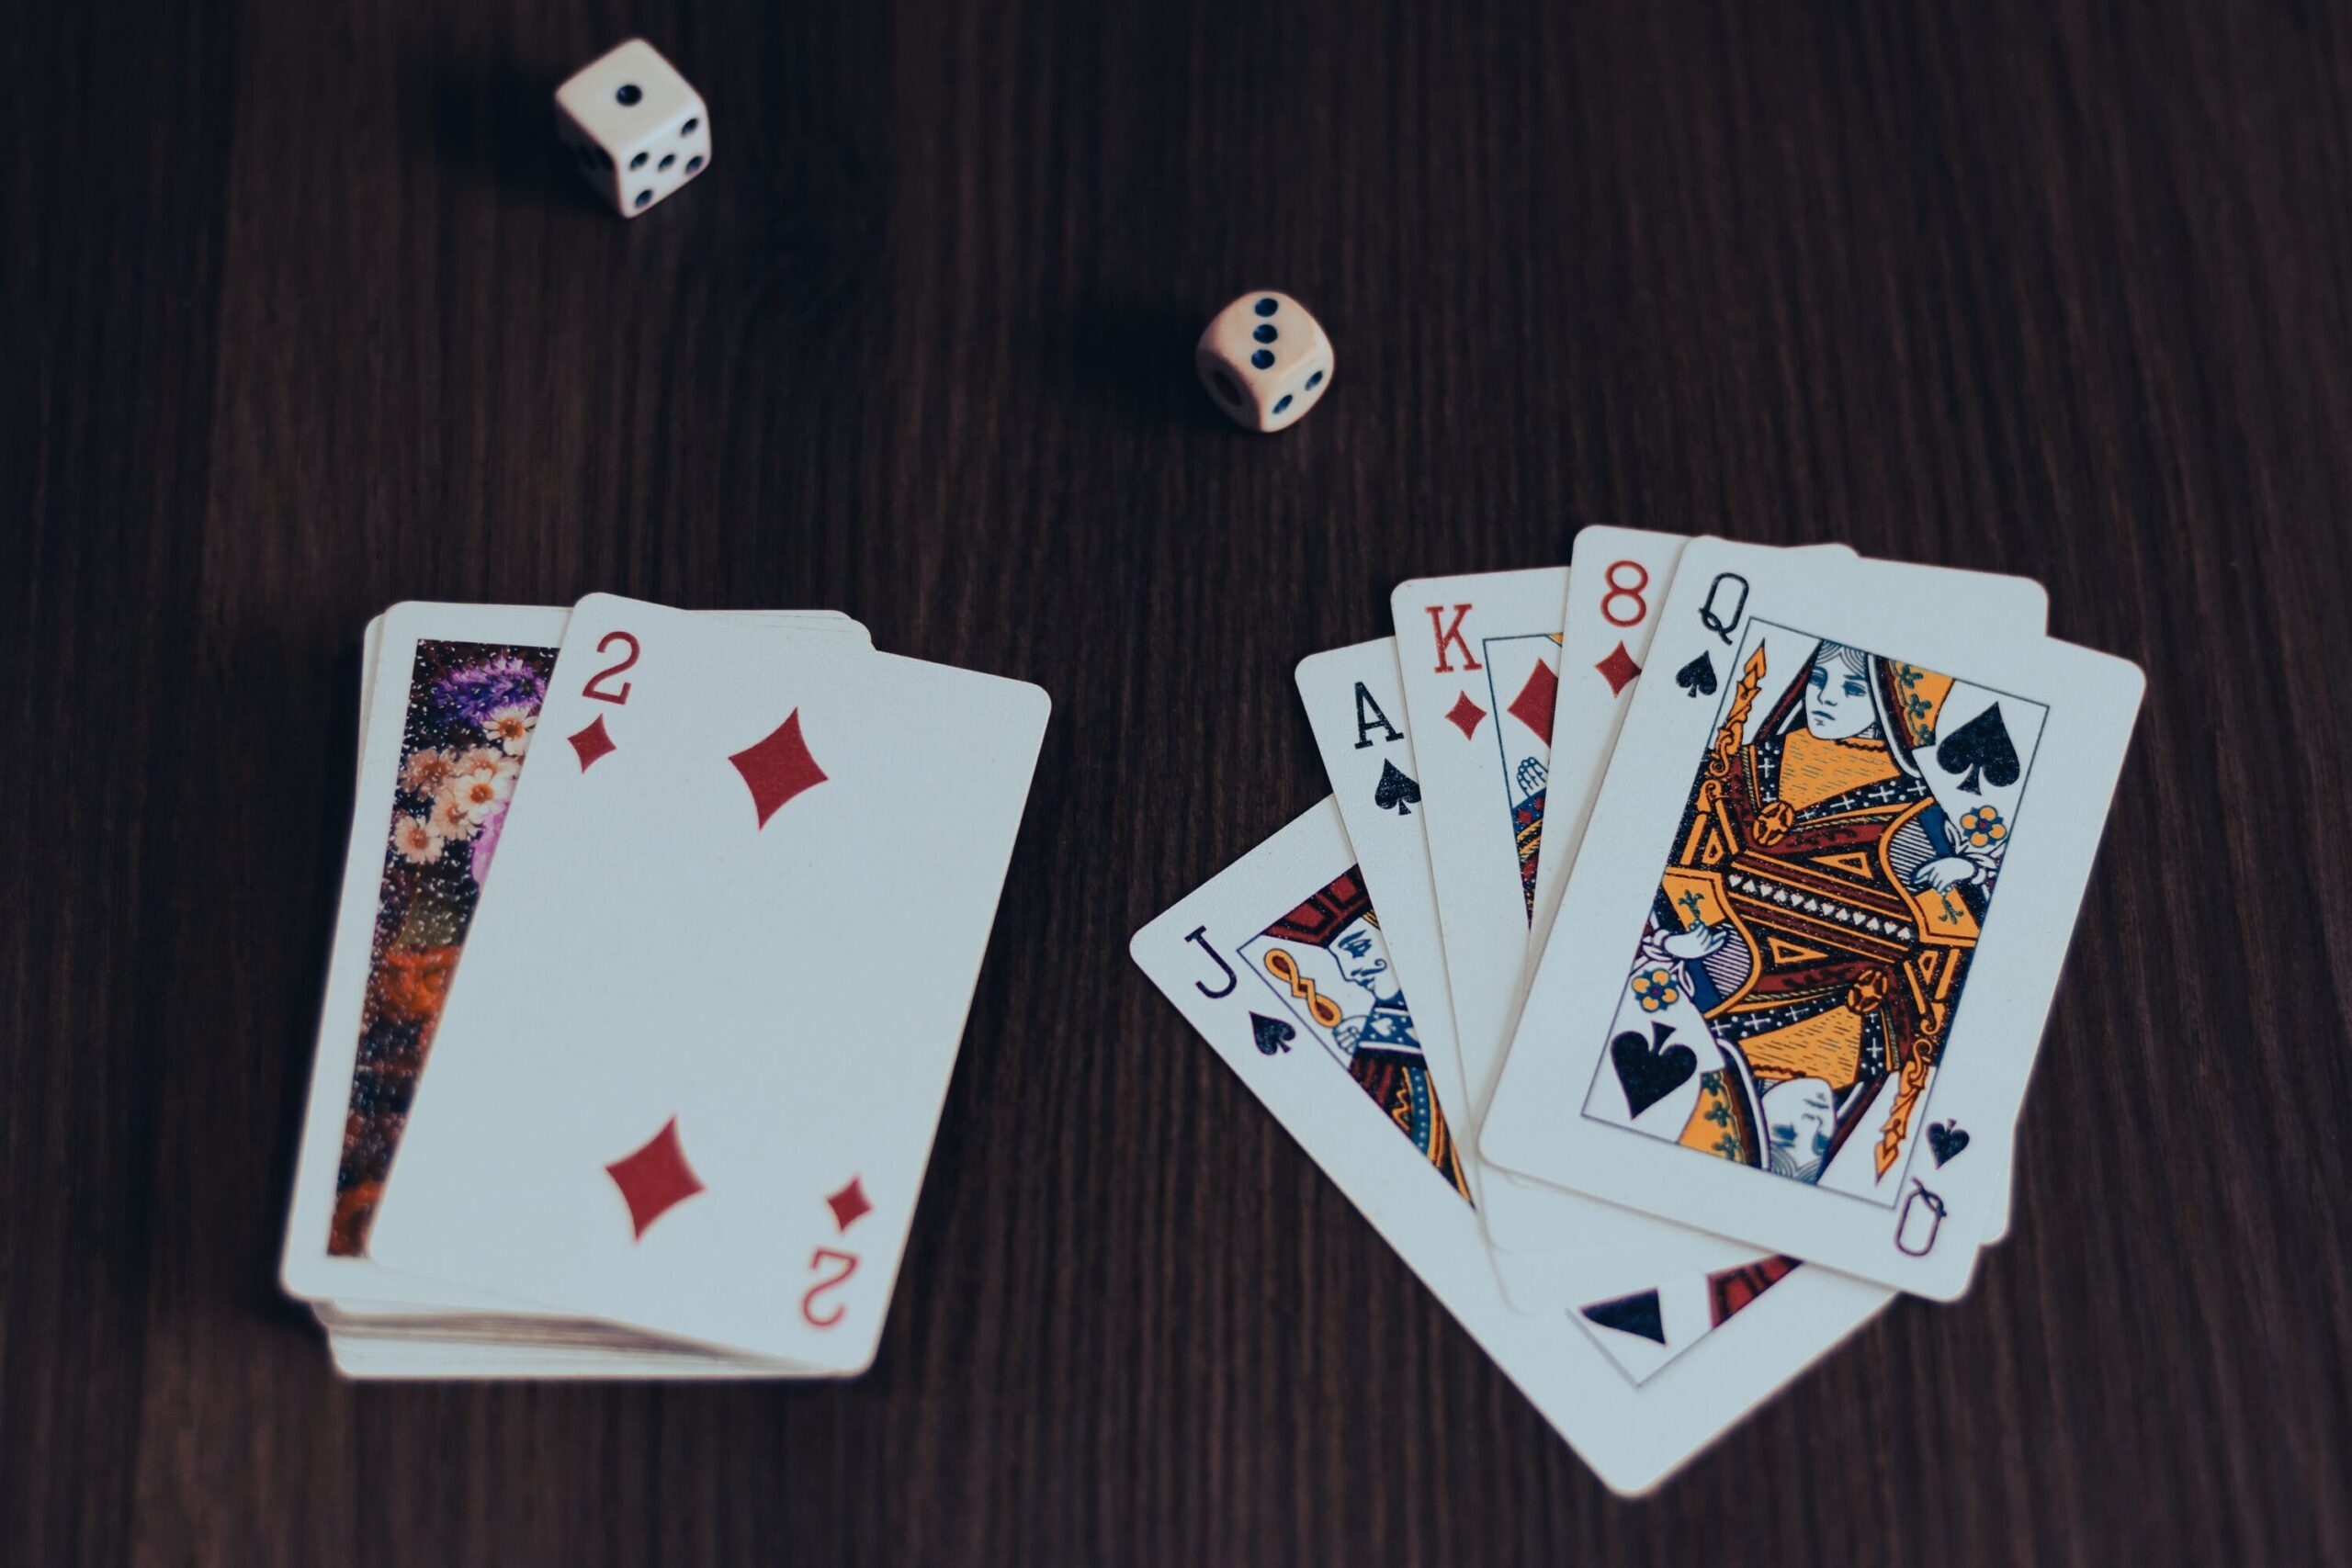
[1291,639,1484,1204]
[1479,540,2142,1297]
[364,596,1049,1368]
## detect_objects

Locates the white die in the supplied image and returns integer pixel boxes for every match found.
[555,39,711,218]
[1194,291,1335,432]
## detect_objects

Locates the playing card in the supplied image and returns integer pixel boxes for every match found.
[1392,550,1853,1136]
[1526,529,1790,956]
[323,1327,819,1380]
[1374,551,1926,1347]
[1479,539,2141,1296]
[1299,637,1805,1377]
[281,603,871,1314]
[310,1292,820,1376]
[1129,798,1894,1495]
[1292,639,1479,1200]
[1479,544,2046,1287]
[357,612,385,769]
[362,596,1048,1369]
[1387,568,1569,1129]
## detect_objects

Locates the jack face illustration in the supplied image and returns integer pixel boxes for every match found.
[1331,913,1396,999]
[1584,627,2046,1202]
[1243,869,1471,1200]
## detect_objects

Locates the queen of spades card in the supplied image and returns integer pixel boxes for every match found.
[1587,630,2044,1204]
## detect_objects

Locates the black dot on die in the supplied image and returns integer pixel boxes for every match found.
[685,155,704,174]
[635,189,652,208]
[1211,370,1243,406]
[616,84,643,106]
[1250,349,1274,369]
[659,153,676,170]
[683,118,700,135]
[1273,395,1294,414]
[1306,370,1325,389]
[1254,298,1279,316]
[630,152,649,170]
[1253,324,1277,344]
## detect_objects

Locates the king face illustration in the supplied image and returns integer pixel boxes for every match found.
[1589,629,2042,1200]
[1483,632,1562,925]
[1242,868,1471,1201]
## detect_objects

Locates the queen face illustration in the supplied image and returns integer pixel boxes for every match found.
[1761,1078,1837,1183]
[1802,645,1881,740]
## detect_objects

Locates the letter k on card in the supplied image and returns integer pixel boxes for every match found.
[1389,569,1569,1125]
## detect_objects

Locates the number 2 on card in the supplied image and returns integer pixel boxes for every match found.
[801,1247,859,1328]
[582,630,640,705]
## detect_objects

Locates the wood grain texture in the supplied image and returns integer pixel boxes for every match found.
[5,0,2348,1562]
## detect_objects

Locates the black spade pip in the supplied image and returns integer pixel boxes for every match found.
[1676,651,1718,698]
[1936,703,2020,795]
[1611,1021,1697,1118]
[1374,760,1421,816]
[1250,1012,1296,1055]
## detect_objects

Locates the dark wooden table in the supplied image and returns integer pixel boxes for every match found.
[7,0,2348,1562]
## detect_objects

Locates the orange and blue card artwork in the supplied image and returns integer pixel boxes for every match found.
[1585,622,2047,1206]
[1237,867,1472,1201]
[329,640,556,1255]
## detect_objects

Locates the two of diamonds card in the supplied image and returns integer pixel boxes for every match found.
[281,597,1048,1373]
[1134,526,2139,1490]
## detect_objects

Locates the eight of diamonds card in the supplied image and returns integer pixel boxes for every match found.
[1526,532,1857,954]
[1479,539,2141,1297]
[364,596,1048,1370]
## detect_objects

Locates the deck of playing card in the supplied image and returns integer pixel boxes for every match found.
[280,599,1049,1377]
[1133,529,2141,1493]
